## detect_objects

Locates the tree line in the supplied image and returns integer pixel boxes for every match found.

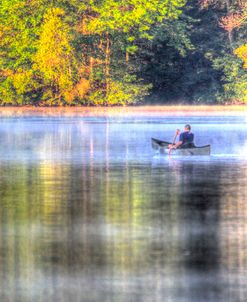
[0,0,246,106]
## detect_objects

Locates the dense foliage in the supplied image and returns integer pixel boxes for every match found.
[138,0,247,104]
[0,0,246,105]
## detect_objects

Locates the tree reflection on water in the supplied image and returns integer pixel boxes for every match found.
[0,117,246,301]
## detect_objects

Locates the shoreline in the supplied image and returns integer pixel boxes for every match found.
[0,105,247,117]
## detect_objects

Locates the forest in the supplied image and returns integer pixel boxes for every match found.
[0,0,246,106]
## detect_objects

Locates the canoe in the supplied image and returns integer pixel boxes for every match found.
[151,137,170,150]
[151,137,211,156]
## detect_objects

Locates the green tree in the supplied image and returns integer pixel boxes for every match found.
[0,0,44,104]
[138,0,246,104]
[213,1,247,103]
[0,0,187,106]
[136,0,227,104]
[78,0,187,105]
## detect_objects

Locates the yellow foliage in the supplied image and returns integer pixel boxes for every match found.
[87,79,151,105]
[76,78,90,97]
[76,17,96,35]
[235,44,247,69]
[64,78,90,103]
[34,8,76,95]
[0,69,13,77]
[11,70,34,94]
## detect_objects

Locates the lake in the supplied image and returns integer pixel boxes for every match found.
[0,108,247,302]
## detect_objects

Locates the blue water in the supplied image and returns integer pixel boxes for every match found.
[0,115,247,302]
[0,115,246,163]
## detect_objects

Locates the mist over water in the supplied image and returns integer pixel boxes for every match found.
[0,114,247,302]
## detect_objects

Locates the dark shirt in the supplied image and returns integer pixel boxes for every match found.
[179,132,194,145]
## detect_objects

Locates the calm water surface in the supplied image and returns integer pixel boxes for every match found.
[0,115,247,302]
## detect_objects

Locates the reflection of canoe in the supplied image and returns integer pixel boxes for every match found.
[151,137,211,156]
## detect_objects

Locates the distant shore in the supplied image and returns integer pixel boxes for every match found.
[0,105,247,117]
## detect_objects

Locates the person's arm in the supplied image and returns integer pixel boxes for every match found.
[173,140,183,149]
[169,131,183,149]
[173,132,183,148]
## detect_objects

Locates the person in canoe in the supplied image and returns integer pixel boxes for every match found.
[169,124,195,149]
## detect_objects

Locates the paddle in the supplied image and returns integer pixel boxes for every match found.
[169,129,180,155]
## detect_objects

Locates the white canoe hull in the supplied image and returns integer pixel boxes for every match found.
[162,145,211,156]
